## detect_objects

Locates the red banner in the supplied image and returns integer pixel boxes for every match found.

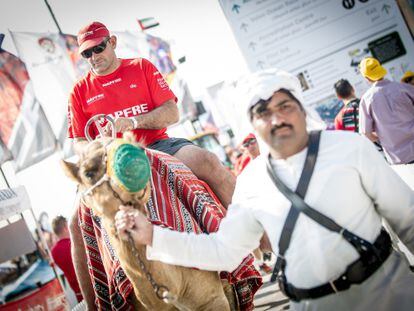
[1,278,69,311]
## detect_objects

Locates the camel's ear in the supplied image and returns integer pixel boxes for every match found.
[60,160,81,183]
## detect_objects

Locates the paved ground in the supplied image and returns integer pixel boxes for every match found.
[253,257,290,310]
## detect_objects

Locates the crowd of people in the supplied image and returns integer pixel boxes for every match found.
[43,20,414,310]
[332,57,414,189]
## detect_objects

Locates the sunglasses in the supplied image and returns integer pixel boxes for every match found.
[242,138,257,148]
[405,77,414,83]
[81,38,110,59]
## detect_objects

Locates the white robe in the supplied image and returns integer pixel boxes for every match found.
[148,131,414,310]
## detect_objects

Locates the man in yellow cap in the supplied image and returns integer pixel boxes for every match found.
[359,57,414,188]
[401,71,414,86]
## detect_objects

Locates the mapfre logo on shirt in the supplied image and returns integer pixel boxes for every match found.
[157,77,169,90]
[96,104,149,124]
[86,94,104,105]
[102,78,122,87]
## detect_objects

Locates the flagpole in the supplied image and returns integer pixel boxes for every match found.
[43,0,63,35]
[0,166,10,188]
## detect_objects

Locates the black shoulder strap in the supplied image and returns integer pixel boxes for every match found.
[268,131,321,282]
[349,98,360,133]
[267,130,375,282]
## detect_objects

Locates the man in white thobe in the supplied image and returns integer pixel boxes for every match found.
[116,69,414,311]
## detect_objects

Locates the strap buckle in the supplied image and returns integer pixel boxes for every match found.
[277,253,285,261]
[329,280,339,293]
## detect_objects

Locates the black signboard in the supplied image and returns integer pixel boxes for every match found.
[368,32,406,64]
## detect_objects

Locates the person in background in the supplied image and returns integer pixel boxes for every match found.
[401,71,414,86]
[241,133,260,161]
[38,211,56,251]
[233,133,260,176]
[358,57,414,189]
[333,79,359,132]
[51,216,83,302]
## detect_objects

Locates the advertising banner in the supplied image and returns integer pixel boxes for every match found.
[11,32,77,156]
[1,278,68,311]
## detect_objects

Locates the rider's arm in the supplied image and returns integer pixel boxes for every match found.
[131,99,178,129]
[113,99,178,133]
[68,88,90,154]
[148,203,264,272]
[113,57,179,133]
[73,138,88,156]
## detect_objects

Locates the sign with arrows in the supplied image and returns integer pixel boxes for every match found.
[219,0,414,127]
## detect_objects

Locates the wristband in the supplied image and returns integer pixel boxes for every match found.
[130,117,139,130]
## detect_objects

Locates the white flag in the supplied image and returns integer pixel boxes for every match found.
[0,41,57,171]
[10,32,77,157]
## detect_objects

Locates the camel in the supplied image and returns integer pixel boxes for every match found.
[62,134,237,311]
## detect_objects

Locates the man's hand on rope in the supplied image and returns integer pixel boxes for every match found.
[115,205,153,246]
[103,117,135,136]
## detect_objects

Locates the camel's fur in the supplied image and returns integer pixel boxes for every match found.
[62,135,236,310]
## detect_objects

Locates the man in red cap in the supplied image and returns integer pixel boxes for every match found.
[234,133,260,176]
[67,21,236,308]
[68,21,234,207]
[241,133,260,161]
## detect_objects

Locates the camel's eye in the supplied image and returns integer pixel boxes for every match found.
[84,170,96,179]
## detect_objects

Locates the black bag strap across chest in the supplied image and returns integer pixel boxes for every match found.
[267,130,379,283]
[268,130,321,282]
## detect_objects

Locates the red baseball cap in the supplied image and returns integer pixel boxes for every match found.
[77,21,110,53]
[242,133,256,145]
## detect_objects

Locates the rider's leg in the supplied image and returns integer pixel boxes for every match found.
[173,145,236,208]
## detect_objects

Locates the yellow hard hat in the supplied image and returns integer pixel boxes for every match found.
[359,57,387,81]
[401,71,414,83]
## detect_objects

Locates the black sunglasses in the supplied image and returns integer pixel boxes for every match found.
[405,76,414,83]
[242,138,257,148]
[81,38,110,59]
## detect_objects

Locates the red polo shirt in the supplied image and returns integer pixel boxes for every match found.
[51,238,82,302]
[68,58,177,146]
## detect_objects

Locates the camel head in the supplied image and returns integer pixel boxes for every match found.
[61,133,151,218]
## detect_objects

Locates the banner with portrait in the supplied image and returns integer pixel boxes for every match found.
[0,34,56,171]
[114,31,176,83]
[10,32,78,157]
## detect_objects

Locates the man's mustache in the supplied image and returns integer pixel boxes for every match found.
[271,123,293,135]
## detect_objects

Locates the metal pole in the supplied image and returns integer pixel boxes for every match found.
[0,166,10,188]
[43,0,63,35]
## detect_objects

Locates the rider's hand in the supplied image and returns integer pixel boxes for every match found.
[115,205,153,246]
[103,117,134,136]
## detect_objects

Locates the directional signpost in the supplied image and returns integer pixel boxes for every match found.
[219,0,414,127]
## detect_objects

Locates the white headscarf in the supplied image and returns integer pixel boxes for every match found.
[235,68,326,154]
[237,68,325,131]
